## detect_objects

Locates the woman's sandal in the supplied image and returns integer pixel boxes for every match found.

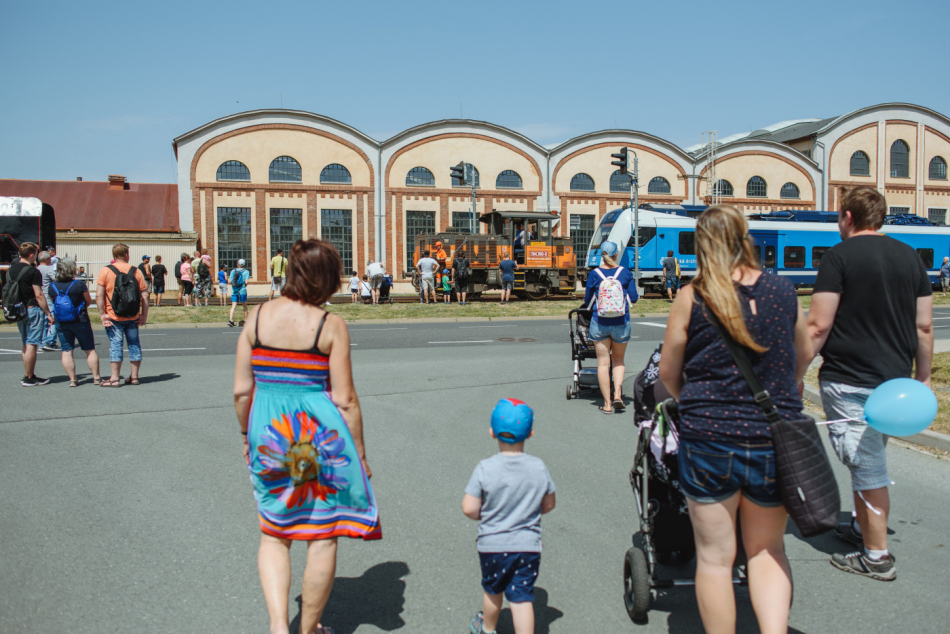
[124,378,140,386]
[613,399,626,412]
[100,379,121,387]
[93,378,102,386]
[598,406,614,415]
[68,380,78,388]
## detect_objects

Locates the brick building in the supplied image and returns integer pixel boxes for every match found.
[172,102,950,292]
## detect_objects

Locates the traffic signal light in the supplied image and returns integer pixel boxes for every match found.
[611,147,628,175]
[450,161,465,185]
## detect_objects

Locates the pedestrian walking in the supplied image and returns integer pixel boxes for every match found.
[180,255,194,307]
[228,259,250,327]
[662,250,679,302]
[367,260,386,305]
[36,250,60,352]
[463,398,556,634]
[96,243,149,387]
[940,257,949,296]
[151,256,167,307]
[193,252,213,306]
[583,241,638,413]
[138,255,153,305]
[349,270,360,303]
[452,250,471,305]
[442,269,452,304]
[269,248,288,300]
[233,238,380,634]
[416,250,438,304]
[498,250,517,304]
[218,265,228,306]
[48,258,100,386]
[807,186,933,581]
[174,253,186,305]
[658,204,812,633]
[5,242,54,386]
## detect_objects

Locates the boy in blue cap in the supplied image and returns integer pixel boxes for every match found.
[463,398,556,634]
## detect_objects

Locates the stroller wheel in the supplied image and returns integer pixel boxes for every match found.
[623,546,651,622]
[566,385,573,400]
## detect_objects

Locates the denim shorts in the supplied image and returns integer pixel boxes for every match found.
[218,283,227,296]
[665,276,679,290]
[17,306,46,346]
[678,437,782,507]
[105,320,142,363]
[502,280,514,291]
[820,381,890,491]
[232,288,247,304]
[57,320,96,352]
[154,282,165,294]
[588,318,631,344]
[479,552,540,603]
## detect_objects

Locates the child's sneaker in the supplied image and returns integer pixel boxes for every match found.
[470,611,495,634]
[830,551,896,581]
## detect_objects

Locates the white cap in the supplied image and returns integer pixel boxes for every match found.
[237,259,246,266]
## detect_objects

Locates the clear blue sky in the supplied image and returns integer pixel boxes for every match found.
[2,0,947,184]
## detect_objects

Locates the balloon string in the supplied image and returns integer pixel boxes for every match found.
[815,417,864,426]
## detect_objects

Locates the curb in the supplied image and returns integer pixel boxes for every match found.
[803,382,950,453]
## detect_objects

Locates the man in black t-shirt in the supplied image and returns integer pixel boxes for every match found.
[151,255,167,307]
[808,186,933,582]
[7,242,54,386]
[452,250,471,305]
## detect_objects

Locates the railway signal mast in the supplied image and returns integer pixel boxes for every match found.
[611,147,640,284]
[450,161,478,236]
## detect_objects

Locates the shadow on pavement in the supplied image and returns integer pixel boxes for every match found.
[493,587,562,634]
[136,373,180,385]
[291,561,409,634]
[655,585,808,633]
[785,512,897,556]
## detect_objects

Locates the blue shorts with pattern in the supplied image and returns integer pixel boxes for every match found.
[478,552,540,603]
[232,288,247,304]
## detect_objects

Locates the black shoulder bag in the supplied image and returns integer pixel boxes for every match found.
[706,307,839,537]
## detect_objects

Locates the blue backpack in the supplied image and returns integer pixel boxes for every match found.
[52,282,83,323]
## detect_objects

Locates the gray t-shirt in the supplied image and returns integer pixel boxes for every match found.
[416,257,438,279]
[662,256,677,279]
[465,453,555,553]
[37,264,56,295]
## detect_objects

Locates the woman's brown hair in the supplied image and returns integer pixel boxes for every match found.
[692,205,767,353]
[282,239,343,306]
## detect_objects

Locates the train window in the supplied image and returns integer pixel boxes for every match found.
[917,248,934,269]
[678,231,695,255]
[626,227,657,248]
[812,246,831,268]
[784,246,805,268]
[590,210,621,250]
[764,246,776,269]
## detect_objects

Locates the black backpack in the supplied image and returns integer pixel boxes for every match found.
[457,258,471,278]
[2,265,31,322]
[107,265,141,318]
[197,259,210,279]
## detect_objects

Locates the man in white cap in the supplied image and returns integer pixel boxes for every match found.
[228,258,250,327]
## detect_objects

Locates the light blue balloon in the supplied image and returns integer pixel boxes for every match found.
[863,378,938,437]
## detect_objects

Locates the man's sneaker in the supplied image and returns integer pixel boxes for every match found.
[21,375,50,387]
[835,519,863,547]
[41,344,60,352]
[228,321,236,327]
[831,551,896,581]
[470,611,496,634]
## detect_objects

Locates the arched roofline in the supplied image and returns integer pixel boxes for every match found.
[694,138,819,167]
[550,129,693,164]
[381,119,548,154]
[816,103,950,135]
[172,109,378,155]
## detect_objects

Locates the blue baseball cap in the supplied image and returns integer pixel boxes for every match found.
[491,398,534,443]
[600,241,619,257]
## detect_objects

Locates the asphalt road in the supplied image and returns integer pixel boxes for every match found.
[1,311,949,633]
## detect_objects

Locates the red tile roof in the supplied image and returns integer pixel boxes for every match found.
[0,179,179,232]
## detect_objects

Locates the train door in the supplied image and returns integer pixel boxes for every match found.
[750,231,778,274]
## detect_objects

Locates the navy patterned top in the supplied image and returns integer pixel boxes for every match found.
[678,273,803,441]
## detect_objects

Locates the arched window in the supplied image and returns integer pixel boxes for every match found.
[320,163,351,184]
[495,170,522,189]
[747,176,767,198]
[780,182,800,199]
[648,177,671,194]
[406,167,435,186]
[850,151,870,176]
[452,165,480,187]
[216,160,250,181]
[930,156,948,180]
[609,170,633,192]
[269,156,302,183]
[891,140,909,178]
[570,173,595,191]
[713,179,733,196]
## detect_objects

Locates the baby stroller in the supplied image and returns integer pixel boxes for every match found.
[565,307,613,399]
[379,274,394,305]
[623,344,747,622]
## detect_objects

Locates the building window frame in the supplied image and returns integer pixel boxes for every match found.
[320,163,352,184]
[570,173,595,192]
[780,182,800,199]
[217,207,253,275]
[850,150,871,176]
[406,167,435,187]
[495,170,523,189]
[713,179,734,196]
[216,160,251,182]
[570,214,595,268]
[928,208,948,226]
[609,170,633,193]
[269,156,302,183]
[648,176,671,195]
[890,140,910,178]
[929,156,947,180]
[406,210,436,270]
[269,208,303,261]
[320,209,353,273]
[746,176,767,198]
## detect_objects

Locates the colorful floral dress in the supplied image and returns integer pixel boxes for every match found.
[248,313,381,541]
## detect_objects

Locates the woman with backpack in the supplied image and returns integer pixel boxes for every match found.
[48,258,101,387]
[583,240,638,414]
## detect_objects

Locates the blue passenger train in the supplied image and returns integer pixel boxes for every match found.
[586,207,950,294]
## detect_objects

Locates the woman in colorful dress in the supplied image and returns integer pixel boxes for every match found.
[234,238,380,634]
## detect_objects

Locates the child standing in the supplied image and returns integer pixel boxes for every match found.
[218,265,228,306]
[442,268,452,304]
[463,399,556,634]
[349,270,360,303]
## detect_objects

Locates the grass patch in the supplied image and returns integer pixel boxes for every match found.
[929,351,950,436]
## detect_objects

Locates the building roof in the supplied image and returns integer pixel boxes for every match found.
[0,179,179,232]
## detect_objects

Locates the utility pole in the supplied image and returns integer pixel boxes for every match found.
[611,147,640,283]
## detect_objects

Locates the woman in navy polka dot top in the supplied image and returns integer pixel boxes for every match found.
[659,205,813,634]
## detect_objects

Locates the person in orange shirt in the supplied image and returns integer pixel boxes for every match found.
[95,243,149,387]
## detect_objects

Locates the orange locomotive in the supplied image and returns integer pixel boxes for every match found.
[409,211,576,299]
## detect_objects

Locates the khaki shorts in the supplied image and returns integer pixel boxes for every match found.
[420,277,435,293]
